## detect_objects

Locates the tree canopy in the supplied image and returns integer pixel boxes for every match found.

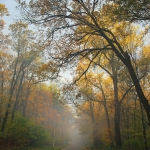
[16,0,150,127]
[113,0,150,22]
[1,1,150,149]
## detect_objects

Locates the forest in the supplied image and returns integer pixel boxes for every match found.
[0,0,150,150]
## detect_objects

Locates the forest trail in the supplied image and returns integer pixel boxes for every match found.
[62,144,85,150]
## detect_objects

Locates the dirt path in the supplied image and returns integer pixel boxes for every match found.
[62,144,85,150]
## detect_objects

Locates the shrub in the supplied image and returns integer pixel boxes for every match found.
[1,114,51,147]
[122,139,143,150]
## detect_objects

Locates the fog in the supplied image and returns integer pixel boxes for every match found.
[67,123,87,147]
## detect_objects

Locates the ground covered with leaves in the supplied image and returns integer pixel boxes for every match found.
[2,146,65,150]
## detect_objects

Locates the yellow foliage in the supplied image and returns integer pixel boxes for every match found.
[0,4,9,17]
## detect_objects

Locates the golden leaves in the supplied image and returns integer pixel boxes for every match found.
[0,4,9,17]
[0,4,9,30]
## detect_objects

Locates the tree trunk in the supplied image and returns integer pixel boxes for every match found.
[89,100,100,148]
[22,85,31,117]
[140,102,148,150]
[1,74,21,132]
[111,55,122,148]
[53,118,56,147]
[125,55,150,126]
[113,76,122,148]
[11,71,25,120]
[133,96,137,140]
[1,59,21,132]
[1,101,11,132]
[0,70,4,124]
[100,83,113,148]
[92,124,100,148]
[100,29,150,126]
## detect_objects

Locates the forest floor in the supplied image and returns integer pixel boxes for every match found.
[2,145,109,150]
[1,146,65,150]
[62,145,86,150]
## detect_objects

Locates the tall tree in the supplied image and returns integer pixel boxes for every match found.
[17,0,150,129]
[1,21,39,132]
[0,3,11,129]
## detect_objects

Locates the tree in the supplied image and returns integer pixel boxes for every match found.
[112,0,150,22]
[0,3,11,130]
[0,4,9,17]
[70,69,114,148]
[86,22,149,148]
[0,51,12,125]
[17,0,150,131]
[1,21,40,132]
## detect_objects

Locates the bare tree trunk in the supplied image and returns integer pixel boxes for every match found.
[22,90,30,117]
[89,99,99,148]
[11,70,25,120]
[126,59,150,126]
[140,102,148,150]
[1,97,12,132]
[1,58,20,132]
[111,54,122,148]
[53,118,56,148]
[100,83,114,148]
[0,70,4,125]
[113,76,122,148]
